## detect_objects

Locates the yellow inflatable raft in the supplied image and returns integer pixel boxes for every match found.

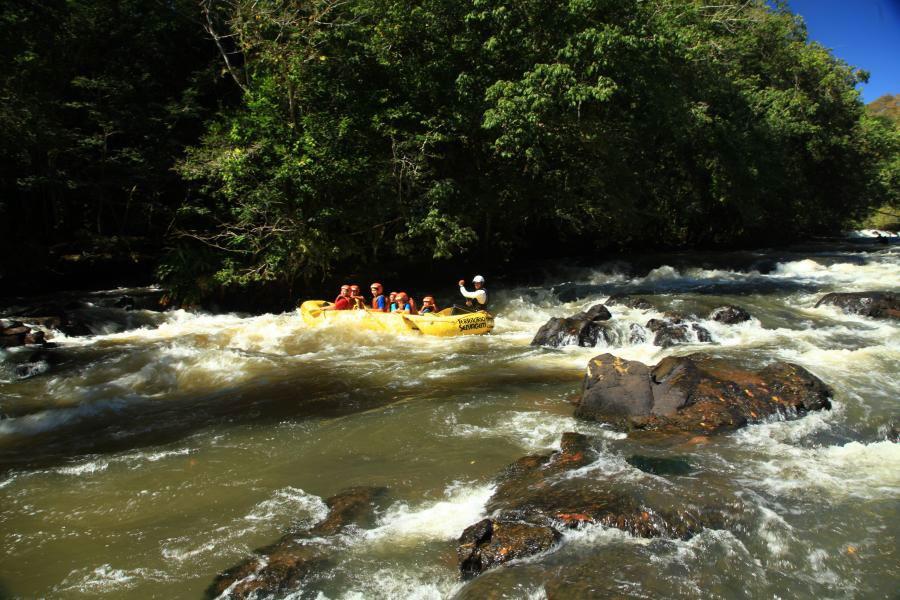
[300,301,494,336]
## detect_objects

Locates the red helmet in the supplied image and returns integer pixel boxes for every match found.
[371,282,383,293]
[397,292,408,302]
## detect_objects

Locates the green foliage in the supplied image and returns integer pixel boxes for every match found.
[0,0,216,274]
[3,0,894,298]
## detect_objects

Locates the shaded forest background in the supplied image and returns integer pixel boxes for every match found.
[1,0,897,305]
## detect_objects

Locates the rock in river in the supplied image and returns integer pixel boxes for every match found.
[531,304,612,348]
[708,305,752,324]
[645,316,711,348]
[207,486,386,599]
[605,294,655,310]
[814,291,899,319]
[575,353,832,434]
[456,433,709,579]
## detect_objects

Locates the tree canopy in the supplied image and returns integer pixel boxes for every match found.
[1,0,896,302]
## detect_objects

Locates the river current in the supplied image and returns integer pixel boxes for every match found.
[1,236,898,598]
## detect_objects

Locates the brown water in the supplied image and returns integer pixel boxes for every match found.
[1,239,898,599]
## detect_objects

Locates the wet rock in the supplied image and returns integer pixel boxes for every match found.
[709,305,752,324]
[458,518,561,579]
[114,295,136,310]
[308,485,385,536]
[645,318,711,348]
[628,323,648,344]
[605,294,654,310]
[207,486,386,599]
[626,455,693,476]
[456,433,709,579]
[575,353,832,434]
[531,304,612,348]
[814,291,899,319]
[13,348,58,379]
[551,282,603,303]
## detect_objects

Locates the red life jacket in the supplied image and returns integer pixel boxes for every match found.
[372,294,386,311]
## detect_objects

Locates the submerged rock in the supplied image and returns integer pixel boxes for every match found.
[207,486,386,599]
[626,455,693,476]
[814,292,899,319]
[531,304,612,348]
[456,433,709,579]
[605,295,655,310]
[709,305,752,324]
[575,353,832,434]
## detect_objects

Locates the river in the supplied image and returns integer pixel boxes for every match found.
[1,235,898,598]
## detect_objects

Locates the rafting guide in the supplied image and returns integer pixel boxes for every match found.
[458,275,488,311]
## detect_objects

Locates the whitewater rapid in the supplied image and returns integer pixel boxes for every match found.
[0,241,897,598]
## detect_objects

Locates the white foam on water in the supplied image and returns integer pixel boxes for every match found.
[55,459,110,476]
[161,487,327,564]
[735,422,900,500]
[451,410,625,453]
[245,486,329,524]
[756,505,795,558]
[561,521,654,549]
[56,563,170,594]
[337,567,463,600]
[848,229,898,239]
[364,483,495,545]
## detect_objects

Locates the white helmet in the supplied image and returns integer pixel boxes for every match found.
[472,275,485,284]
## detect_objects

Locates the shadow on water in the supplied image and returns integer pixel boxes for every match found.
[0,358,579,473]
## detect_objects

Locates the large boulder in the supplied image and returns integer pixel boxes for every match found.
[206,486,386,599]
[575,353,832,433]
[456,433,709,579]
[814,292,899,319]
[709,305,752,324]
[531,304,612,348]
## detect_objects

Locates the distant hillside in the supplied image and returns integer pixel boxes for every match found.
[867,94,900,123]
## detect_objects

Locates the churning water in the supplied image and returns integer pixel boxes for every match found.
[1,237,898,598]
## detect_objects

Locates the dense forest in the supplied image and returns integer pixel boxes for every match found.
[1,0,897,303]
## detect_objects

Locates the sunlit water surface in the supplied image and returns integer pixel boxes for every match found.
[1,240,898,598]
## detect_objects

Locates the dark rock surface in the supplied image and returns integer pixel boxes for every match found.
[207,486,386,599]
[0,321,48,348]
[531,304,613,348]
[605,295,655,310]
[814,292,899,319]
[645,317,711,348]
[575,353,832,433]
[456,433,709,579]
[709,305,752,324]
[626,455,693,476]
[551,282,604,303]
[458,518,561,580]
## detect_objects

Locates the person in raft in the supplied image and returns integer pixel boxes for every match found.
[419,296,438,314]
[349,284,367,309]
[391,292,413,314]
[324,285,352,310]
[370,282,388,312]
[458,275,488,310]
